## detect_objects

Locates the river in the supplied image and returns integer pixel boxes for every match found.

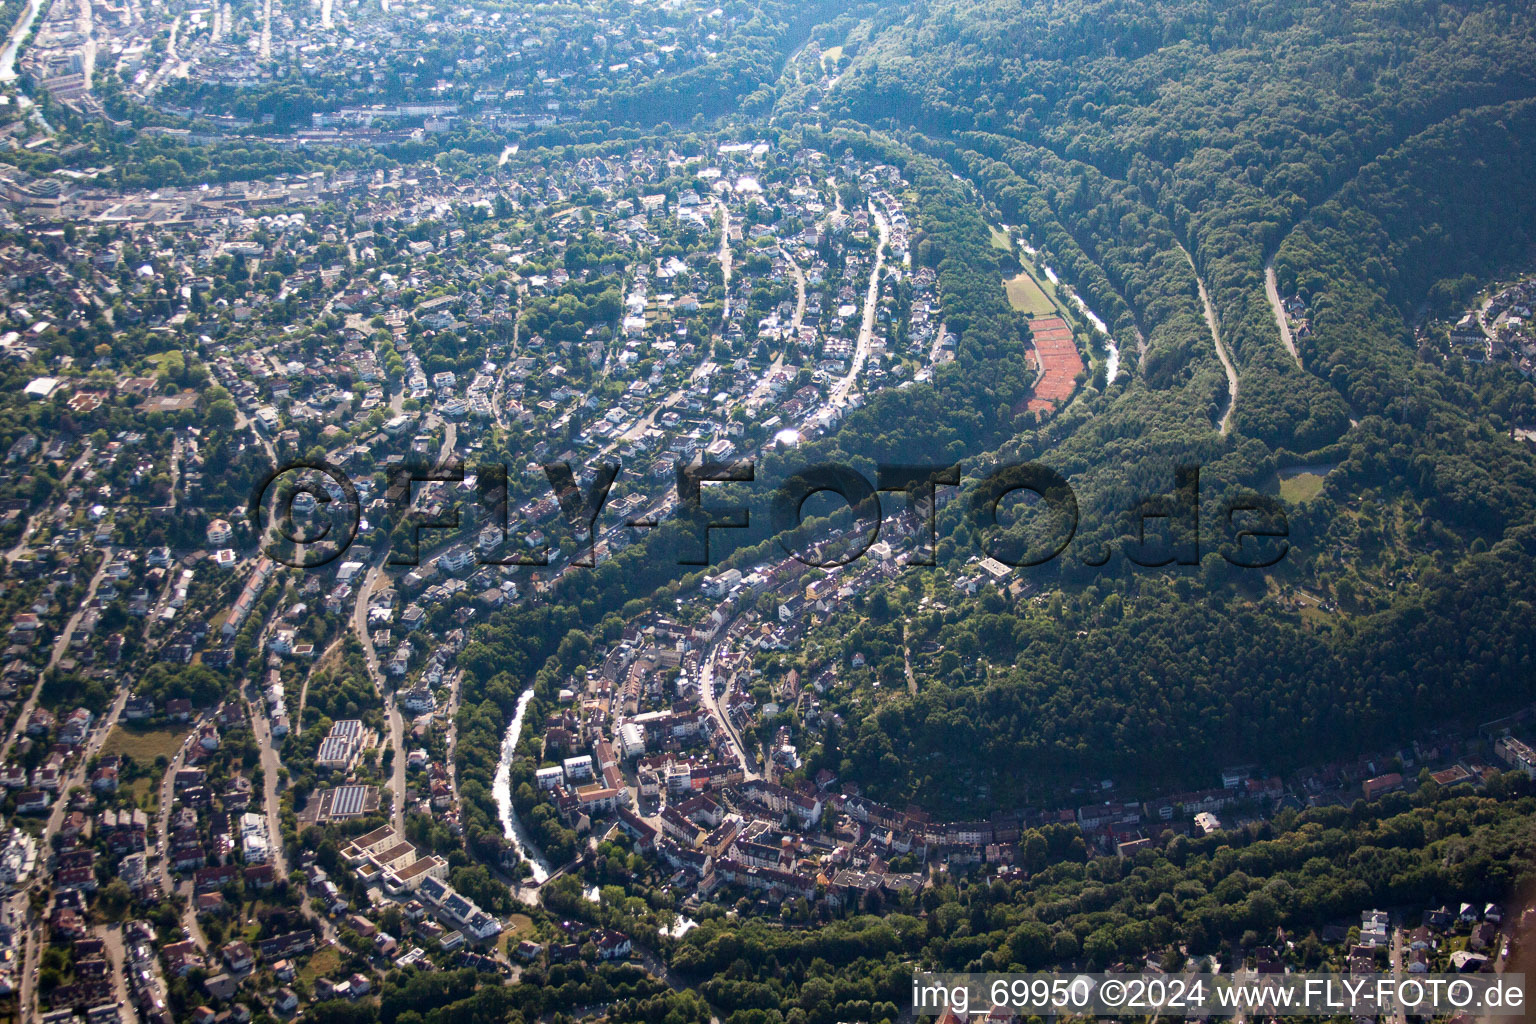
[0,0,45,82]
[493,686,552,883]
[1036,254,1118,385]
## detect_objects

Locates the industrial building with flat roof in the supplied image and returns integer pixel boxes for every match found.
[299,784,381,824]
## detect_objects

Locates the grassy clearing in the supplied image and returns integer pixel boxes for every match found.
[1299,604,1332,628]
[1004,269,1057,316]
[128,775,157,811]
[1279,472,1327,504]
[988,225,1012,251]
[100,724,188,764]
[497,914,536,957]
[1274,463,1335,504]
[299,944,341,986]
[820,44,843,70]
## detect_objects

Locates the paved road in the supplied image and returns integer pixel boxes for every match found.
[384,698,406,829]
[16,686,129,1017]
[492,302,522,428]
[246,682,339,945]
[5,443,91,564]
[444,670,462,799]
[745,253,807,408]
[1264,262,1302,368]
[0,545,113,763]
[246,692,289,877]
[166,434,181,510]
[99,922,140,1024]
[1388,926,1408,1024]
[347,417,457,827]
[902,621,916,697]
[714,198,733,325]
[76,0,95,93]
[830,203,889,409]
[234,412,277,469]
[698,650,757,780]
[1180,243,1237,435]
[152,729,191,895]
[143,717,213,953]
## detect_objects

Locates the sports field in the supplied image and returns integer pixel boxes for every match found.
[1004,269,1057,316]
[1023,316,1084,414]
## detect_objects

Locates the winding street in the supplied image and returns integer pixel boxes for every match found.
[345,416,457,829]
[1179,243,1237,435]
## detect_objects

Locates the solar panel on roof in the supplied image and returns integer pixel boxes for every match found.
[334,785,365,816]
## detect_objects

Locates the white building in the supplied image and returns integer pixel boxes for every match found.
[618,722,646,759]
[563,755,594,783]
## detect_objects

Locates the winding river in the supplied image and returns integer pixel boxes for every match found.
[493,685,552,883]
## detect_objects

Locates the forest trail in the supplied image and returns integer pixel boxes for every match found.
[1265,261,1303,368]
[1180,243,1237,434]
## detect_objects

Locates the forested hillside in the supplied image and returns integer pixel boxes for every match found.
[673,785,1536,1011]
[747,0,1536,808]
[385,0,1536,926]
[442,0,1536,826]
